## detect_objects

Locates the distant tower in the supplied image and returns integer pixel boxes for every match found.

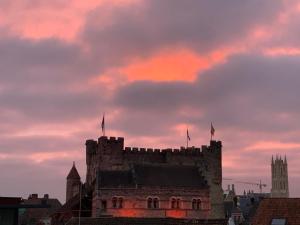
[66,162,81,202]
[271,155,289,198]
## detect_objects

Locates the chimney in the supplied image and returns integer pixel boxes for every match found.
[44,194,49,199]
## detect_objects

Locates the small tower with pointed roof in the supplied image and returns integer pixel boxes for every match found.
[271,155,289,198]
[66,162,81,202]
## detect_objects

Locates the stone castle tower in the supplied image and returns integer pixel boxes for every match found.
[85,136,224,219]
[271,155,289,198]
[66,162,81,202]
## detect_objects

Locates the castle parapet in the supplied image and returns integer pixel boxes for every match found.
[122,146,207,156]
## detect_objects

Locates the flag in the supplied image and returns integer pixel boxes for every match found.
[211,122,215,136]
[187,129,191,141]
[101,114,105,135]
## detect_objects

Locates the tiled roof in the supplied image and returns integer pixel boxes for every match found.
[98,164,208,189]
[251,198,300,225]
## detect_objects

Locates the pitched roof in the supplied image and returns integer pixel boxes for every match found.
[98,164,208,189]
[67,163,80,179]
[251,198,300,225]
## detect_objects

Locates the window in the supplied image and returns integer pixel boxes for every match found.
[271,218,286,225]
[147,197,159,209]
[171,198,177,209]
[112,197,124,209]
[153,198,159,209]
[101,200,107,211]
[171,198,181,209]
[112,197,117,208]
[192,199,197,210]
[197,199,201,209]
[192,198,202,210]
[147,197,152,209]
[118,197,123,208]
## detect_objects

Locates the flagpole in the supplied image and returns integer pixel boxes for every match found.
[186,135,188,149]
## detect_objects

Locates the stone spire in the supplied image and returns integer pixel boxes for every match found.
[66,162,81,202]
[67,161,80,179]
[271,155,289,198]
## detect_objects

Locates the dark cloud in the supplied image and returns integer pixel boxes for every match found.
[114,54,300,134]
[81,0,282,69]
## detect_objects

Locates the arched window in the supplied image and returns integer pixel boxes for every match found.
[153,198,159,209]
[171,198,176,209]
[197,199,201,210]
[176,198,180,209]
[118,197,123,208]
[192,199,202,210]
[112,197,117,208]
[147,197,152,209]
[192,199,197,210]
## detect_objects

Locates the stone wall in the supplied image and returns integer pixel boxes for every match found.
[93,187,210,219]
[85,136,224,219]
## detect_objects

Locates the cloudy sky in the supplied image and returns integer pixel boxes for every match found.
[1,0,300,202]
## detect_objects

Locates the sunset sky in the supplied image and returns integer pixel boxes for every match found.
[1,0,300,202]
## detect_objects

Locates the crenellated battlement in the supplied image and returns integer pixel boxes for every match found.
[86,136,221,158]
[123,146,205,156]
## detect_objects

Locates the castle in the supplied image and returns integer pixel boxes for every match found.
[271,155,289,198]
[66,135,225,220]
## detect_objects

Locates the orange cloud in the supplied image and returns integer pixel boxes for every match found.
[121,48,230,82]
[245,141,300,151]
[263,47,300,56]
[0,0,139,40]
[28,151,82,163]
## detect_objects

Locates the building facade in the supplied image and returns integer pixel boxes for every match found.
[271,156,289,198]
[83,136,224,219]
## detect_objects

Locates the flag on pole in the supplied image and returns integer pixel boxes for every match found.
[187,129,191,141]
[210,122,215,140]
[101,114,105,136]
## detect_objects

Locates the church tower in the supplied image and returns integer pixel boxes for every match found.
[271,155,289,198]
[66,162,81,202]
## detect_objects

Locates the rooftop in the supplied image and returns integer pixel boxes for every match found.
[98,164,208,189]
[251,198,300,225]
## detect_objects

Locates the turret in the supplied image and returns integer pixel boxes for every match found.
[66,162,81,202]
